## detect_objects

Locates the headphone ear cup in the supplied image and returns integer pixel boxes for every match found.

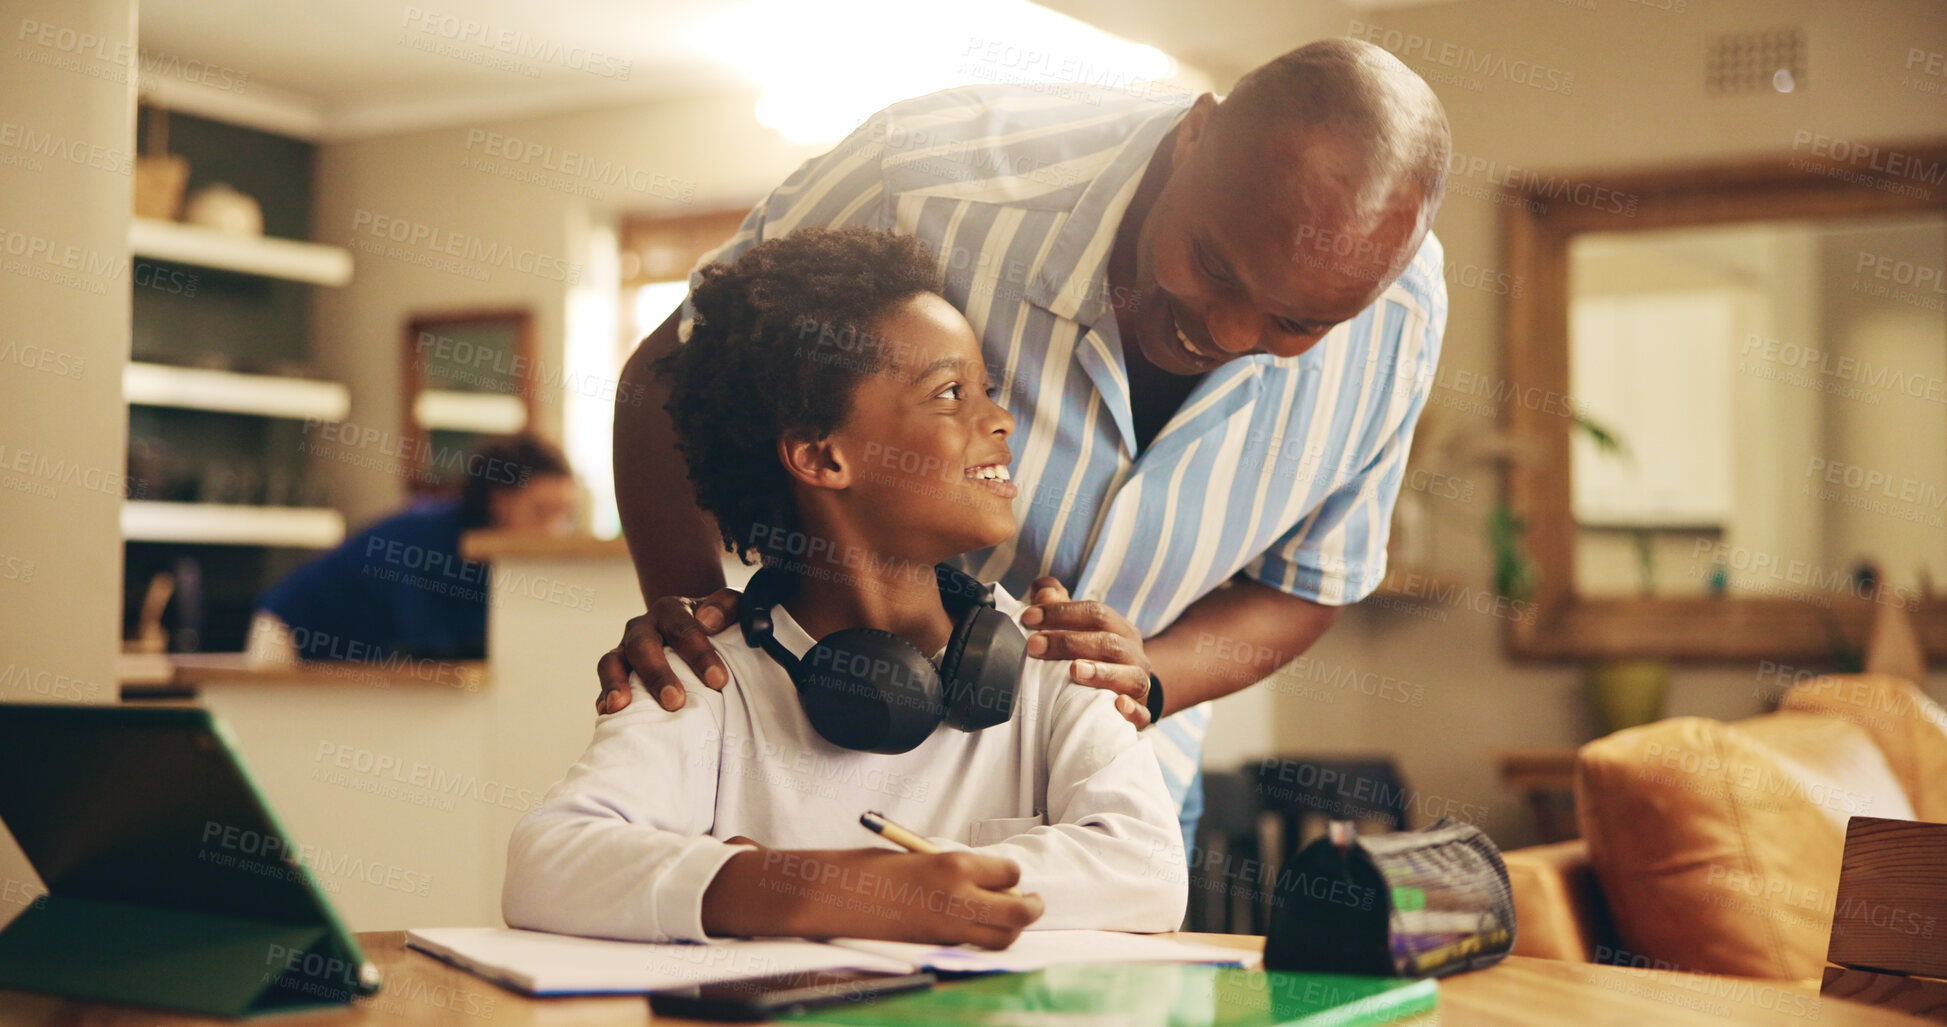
[795,629,944,754]
[939,607,1023,731]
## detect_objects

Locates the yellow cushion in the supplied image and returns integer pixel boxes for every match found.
[1575,713,1914,980]
[1781,673,1947,822]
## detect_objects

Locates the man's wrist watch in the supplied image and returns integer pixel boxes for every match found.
[1144,672,1165,723]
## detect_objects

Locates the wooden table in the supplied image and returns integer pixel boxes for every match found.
[0,931,1928,1026]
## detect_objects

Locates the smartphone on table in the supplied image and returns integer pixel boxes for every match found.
[647,967,936,1021]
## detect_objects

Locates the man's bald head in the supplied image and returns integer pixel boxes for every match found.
[1212,38,1450,234]
[1115,38,1451,373]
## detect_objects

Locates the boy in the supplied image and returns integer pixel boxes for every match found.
[503,227,1184,948]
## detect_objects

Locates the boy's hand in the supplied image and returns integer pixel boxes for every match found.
[1020,577,1154,728]
[704,848,1043,949]
[595,588,742,714]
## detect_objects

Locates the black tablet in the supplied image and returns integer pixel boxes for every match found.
[0,702,380,1016]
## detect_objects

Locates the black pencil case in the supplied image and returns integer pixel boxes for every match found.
[1263,817,1516,978]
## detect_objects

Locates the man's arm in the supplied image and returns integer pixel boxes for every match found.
[1143,578,1341,717]
[1021,575,1340,724]
[614,308,727,603]
[599,309,740,710]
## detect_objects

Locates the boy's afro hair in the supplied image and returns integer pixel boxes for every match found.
[653,226,943,564]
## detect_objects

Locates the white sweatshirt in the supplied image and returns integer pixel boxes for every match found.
[502,583,1187,942]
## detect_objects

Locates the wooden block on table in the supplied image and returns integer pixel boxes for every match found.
[1822,965,1947,1023]
[1827,817,1947,979]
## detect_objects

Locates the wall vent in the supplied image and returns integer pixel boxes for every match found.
[1706,28,1806,94]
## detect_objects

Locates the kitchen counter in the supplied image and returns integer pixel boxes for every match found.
[118,652,488,691]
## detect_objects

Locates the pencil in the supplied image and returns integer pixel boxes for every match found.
[859,810,1022,897]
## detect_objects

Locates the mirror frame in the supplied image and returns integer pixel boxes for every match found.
[1501,138,1947,663]
[400,307,537,497]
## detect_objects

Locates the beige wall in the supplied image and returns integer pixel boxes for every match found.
[0,0,136,923]
[311,88,824,529]
[197,552,752,929]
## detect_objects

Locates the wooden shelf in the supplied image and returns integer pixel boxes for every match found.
[461,531,628,561]
[129,218,353,286]
[123,501,345,548]
[117,651,488,691]
[124,362,349,421]
[413,390,528,433]
[116,651,176,686]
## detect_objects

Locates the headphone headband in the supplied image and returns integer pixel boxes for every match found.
[737,564,1020,753]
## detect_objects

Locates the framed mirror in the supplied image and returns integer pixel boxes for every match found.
[401,308,535,497]
[1501,140,1947,662]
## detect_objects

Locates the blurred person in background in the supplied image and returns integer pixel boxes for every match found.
[248,433,576,663]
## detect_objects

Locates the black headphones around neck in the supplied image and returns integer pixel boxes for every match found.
[738,563,1025,754]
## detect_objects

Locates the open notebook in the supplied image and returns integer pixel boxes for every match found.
[405,928,1256,995]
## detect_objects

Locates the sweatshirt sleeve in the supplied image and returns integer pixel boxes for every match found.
[501,664,751,942]
[959,672,1189,933]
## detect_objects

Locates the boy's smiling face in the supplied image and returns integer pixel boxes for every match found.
[786,292,1017,567]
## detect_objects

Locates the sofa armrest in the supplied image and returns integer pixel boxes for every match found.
[1504,839,1616,963]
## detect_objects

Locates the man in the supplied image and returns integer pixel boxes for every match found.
[598,37,1451,854]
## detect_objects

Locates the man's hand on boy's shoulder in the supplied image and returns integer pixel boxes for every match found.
[1020,577,1154,729]
[597,577,1159,727]
[597,587,743,715]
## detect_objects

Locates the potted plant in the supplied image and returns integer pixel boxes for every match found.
[1399,409,1669,736]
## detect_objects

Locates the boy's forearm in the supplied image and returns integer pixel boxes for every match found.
[702,849,896,940]
[614,311,728,603]
[697,849,926,941]
[701,849,805,937]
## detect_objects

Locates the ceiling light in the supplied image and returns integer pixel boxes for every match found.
[692,0,1180,144]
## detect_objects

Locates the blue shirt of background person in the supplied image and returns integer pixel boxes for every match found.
[253,434,577,662]
[258,498,488,660]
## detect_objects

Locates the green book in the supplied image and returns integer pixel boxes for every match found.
[786,963,1436,1027]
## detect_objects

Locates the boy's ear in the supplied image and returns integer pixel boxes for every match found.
[778,433,852,490]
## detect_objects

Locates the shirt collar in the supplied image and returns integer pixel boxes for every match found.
[1024,102,1188,327]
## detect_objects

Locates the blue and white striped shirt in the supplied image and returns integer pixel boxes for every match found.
[685,84,1448,811]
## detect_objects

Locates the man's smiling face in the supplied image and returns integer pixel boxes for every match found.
[1126,95,1431,376]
